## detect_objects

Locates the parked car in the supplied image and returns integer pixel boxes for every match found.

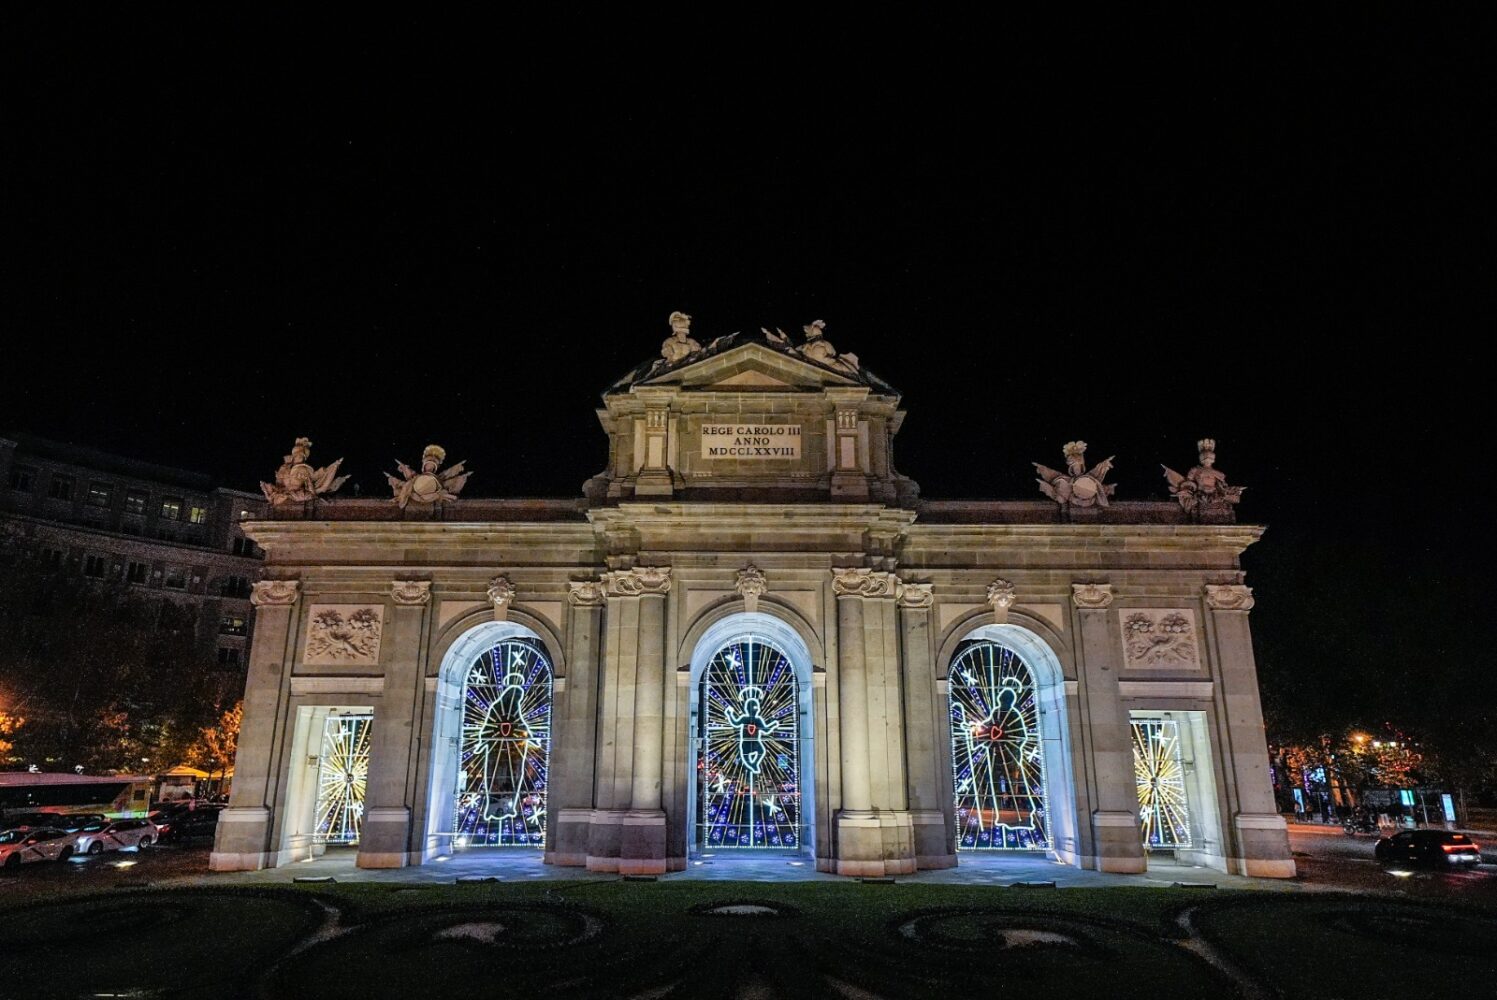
[1,812,60,832]
[0,827,78,868]
[73,818,160,855]
[1375,830,1482,867]
[162,806,222,844]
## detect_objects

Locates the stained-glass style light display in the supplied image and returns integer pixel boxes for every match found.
[1132,718,1192,848]
[695,634,802,851]
[314,713,371,845]
[453,638,552,847]
[950,641,1048,850]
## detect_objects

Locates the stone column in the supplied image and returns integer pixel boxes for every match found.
[211,579,300,871]
[1205,584,1296,878]
[832,568,886,874]
[897,582,953,869]
[357,581,430,868]
[1072,583,1147,873]
[827,387,870,500]
[613,566,672,874]
[550,580,605,867]
[634,387,676,498]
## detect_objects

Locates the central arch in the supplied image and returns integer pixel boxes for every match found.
[686,611,816,858]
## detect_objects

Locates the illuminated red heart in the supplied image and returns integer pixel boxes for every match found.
[499,722,513,737]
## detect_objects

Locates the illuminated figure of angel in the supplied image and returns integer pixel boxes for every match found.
[387,444,472,508]
[728,691,779,776]
[479,670,529,829]
[1034,440,1116,509]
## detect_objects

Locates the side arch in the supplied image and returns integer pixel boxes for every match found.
[939,618,1081,867]
[424,616,556,856]
[677,596,824,675]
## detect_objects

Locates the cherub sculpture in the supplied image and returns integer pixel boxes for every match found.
[260,437,349,505]
[1163,438,1243,521]
[660,310,702,364]
[387,444,472,508]
[797,319,860,373]
[1035,441,1116,508]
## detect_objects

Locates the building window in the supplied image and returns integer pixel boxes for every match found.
[188,505,208,525]
[127,561,148,584]
[124,491,147,516]
[8,465,36,492]
[219,615,248,636]
[41,548,64,568]
[232,537,261,558]
[221,574,251,598]
[83,554,107,578]
[163,566,187,590]
[217,646,242,666]
[48,475,74,501]
[160,497,183,521]
[87,483,114,508]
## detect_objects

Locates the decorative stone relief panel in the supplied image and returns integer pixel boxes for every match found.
[304,605,385,665]
[1119,608,1201,670]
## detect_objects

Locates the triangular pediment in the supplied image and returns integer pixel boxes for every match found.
[634,341,862,393]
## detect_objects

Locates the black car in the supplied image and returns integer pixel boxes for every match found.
[1375,829,1482,867]
[161,807,222,843]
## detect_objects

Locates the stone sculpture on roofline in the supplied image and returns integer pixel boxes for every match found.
[1034,441,1116,511]
[387,444,472,509]
[260,437,349,505]
[1163,438,1244,523]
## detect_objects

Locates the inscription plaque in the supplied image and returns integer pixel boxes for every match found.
[701,423,802,459]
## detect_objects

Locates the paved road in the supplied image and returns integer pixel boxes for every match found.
[4,826,1495,904]
[1288,822,1497,901]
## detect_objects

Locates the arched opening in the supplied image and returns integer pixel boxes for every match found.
[944,623,1079,866]
[427,620,554,856]
[687,611,815,859]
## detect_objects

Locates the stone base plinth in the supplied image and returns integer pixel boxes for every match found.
[586,808,623,872]
[1231,813,1296,878]
[547,807,593,867]
[619,809,668,875]
[209,807,274,871]
[834,809,916,877]
[357,807,412,868]
[912,809,956,870]
[1090,810,1147,873]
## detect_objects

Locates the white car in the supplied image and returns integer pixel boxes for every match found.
[73,818,159,855]
[0,827,79,868]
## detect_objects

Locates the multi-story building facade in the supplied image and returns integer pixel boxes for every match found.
[212,320,1294,880]
[0,433,268,669]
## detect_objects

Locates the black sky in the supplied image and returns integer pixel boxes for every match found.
[3,25,1491,735]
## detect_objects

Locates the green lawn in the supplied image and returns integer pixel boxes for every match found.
[2,882,1494,998]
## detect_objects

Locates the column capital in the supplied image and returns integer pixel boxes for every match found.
[250,579,299,607]
[896,581,934,609]
[486,574,516,619]
[566,579,607,608]
[390,580,432,606]
[831,567,897,599]
[1071,582,1115,610]
[735,563,768,612]
[1204,583,1255,612]
[986,578,1016,622]
[604,565,672,597]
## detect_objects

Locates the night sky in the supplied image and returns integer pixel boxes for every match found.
[4,31,1489,737]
